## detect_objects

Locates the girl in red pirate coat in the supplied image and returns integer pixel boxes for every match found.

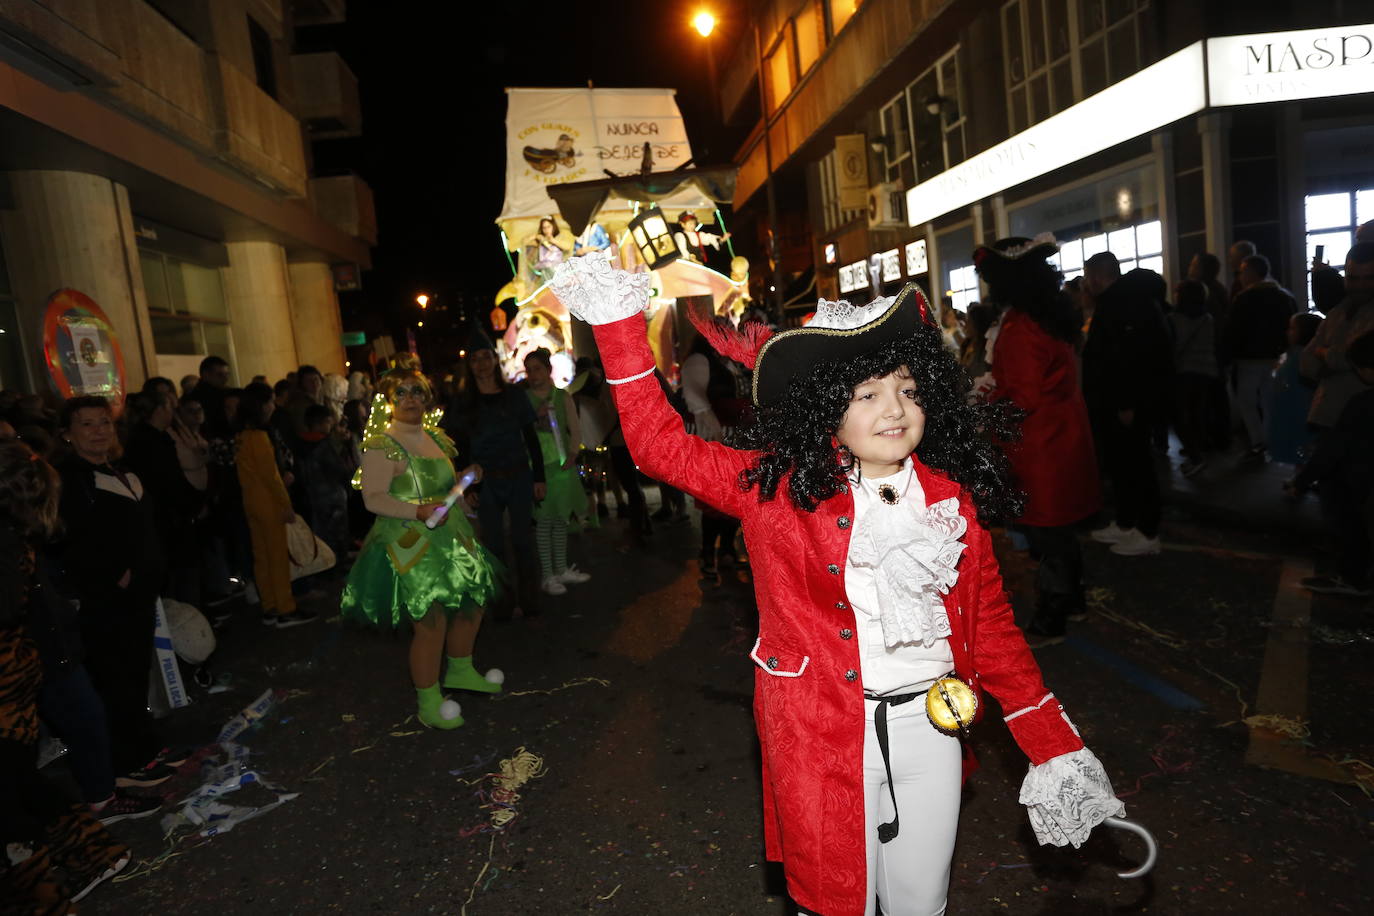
[549,258,1133,916]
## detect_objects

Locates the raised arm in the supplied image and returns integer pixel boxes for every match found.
[549,259,755,518]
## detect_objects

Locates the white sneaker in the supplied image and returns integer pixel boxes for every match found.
[541,576,568,595]
[1090,522,1131,544]
[557,564,591,584]
[1110,529,1162,556]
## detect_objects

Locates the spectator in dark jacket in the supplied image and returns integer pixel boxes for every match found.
[123,390,203,599]
[294,403,351,557]
[1226,254,1297,463]
[54,397,168,783]
[1169,281,1218,477]
[188,355,232,441]
[1288,331,1374,598]
[1081,254,1173,555]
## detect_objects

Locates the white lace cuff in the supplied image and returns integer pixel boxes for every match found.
[1019,747,1125,848]
[549,257,652,325]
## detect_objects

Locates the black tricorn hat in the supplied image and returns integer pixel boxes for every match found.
[972,233,1059,290]
[751,283,935,407]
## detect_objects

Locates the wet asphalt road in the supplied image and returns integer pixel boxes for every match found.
[89,494,1373,915]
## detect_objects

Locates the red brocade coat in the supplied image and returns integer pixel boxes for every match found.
[595,314,1085,916]
[990,309,1101,528]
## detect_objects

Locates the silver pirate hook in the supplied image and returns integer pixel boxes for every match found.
[1103,816,1158,879]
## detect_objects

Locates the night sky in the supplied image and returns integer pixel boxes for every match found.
[299,1,747,350]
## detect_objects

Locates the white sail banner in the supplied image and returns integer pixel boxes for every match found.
[498,87,697,225]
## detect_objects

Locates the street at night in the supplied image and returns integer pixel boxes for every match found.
[91,477,1372,915]
[4,1,1374,914]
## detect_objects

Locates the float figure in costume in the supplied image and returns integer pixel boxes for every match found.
[341,369,504,729]
[550,257,1142,916]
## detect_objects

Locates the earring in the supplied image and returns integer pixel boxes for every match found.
[836,442,854,471]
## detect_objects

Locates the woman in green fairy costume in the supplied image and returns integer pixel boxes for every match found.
[341,367,504,729]
[523,348,591,597]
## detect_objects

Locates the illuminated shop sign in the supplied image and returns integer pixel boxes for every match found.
[906,43,1205,227]
[838,260,870,294]
[879,249,901,282]
[1208,24,1374,106]
[906,24,1374,227]
[905,239,928,275]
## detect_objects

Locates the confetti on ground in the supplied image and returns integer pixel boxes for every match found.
[458,748,547,915]
[496,676,610,699]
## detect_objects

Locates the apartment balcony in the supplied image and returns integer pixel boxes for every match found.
[290,52,361,139]
[310,173,376,245]
[214,56,309,198]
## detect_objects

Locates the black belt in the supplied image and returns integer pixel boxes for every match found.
[866,689,925,844]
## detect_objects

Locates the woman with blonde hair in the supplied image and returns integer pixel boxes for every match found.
[341,369,503,729]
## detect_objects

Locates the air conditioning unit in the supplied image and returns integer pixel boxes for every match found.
[867,182,906,229]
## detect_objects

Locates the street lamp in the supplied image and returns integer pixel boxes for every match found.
[416,294,430,309]
[693,10,720,126]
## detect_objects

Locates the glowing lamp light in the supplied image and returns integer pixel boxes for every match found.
[627,205,681,271]
[693,11,715,37]
[416,294,430,309]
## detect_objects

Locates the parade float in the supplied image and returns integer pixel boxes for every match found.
[495,86,746,382]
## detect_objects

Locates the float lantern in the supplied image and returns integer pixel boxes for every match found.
[628,206,680,271]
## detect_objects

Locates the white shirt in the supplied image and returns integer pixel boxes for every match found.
[845,458,956,697]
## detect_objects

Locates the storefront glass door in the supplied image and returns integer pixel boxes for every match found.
[1304,188,1373,307]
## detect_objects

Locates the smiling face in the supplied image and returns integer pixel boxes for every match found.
[67,406,115,464]
[469,349,498,384]
[835,367,926,477]
[523,355,552,387]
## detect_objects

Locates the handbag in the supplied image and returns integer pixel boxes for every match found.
[286,513,336,580]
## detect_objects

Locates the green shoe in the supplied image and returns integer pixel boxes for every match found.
[442,656,502,694]
[415,684,464,729]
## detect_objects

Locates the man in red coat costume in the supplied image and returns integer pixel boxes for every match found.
[976,235,1101,648]
[550,257,1129,916]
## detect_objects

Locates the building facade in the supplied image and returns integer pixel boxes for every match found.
[0,0,374,395]
[721,0,1373,316]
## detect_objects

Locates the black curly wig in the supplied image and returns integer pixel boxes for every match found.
[982,257,1081,345]
[735,320,1024,524]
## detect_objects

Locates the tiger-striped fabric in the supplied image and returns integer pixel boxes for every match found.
[0,625,42,746]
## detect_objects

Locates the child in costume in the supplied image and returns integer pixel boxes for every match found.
[523,348,591,595]
[550,258,1134,916]
[340,369,503,729]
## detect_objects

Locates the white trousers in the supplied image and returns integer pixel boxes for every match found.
[1232,359,1274,448]
[861,696,963,916]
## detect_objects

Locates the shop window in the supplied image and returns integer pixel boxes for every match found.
[139,250,232,358]
[946,264,980,312]
[796,2,824,77]
[1003,0,1146,132]
[902,48,966,185]
[1304,188,1373,307]
[828,0,862,37]
[247,15,277,100]
[936,224,977,311]
[816,150,865,234]
[1052,219,1162,280]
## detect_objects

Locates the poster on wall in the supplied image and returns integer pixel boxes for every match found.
[42,288,128,412]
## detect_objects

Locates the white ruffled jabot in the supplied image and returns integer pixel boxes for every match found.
[1019,747,1126,847]
[549,257,651,325]
[847,495,966,648]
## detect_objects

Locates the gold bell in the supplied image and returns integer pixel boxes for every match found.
[925,677,978,737]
